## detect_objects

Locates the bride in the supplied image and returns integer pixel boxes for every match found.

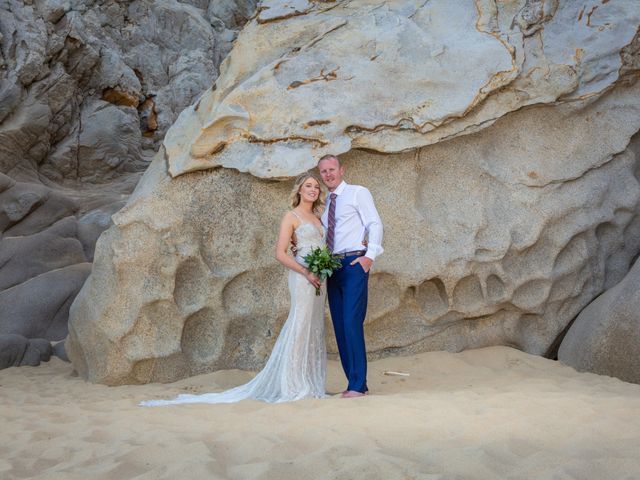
[141,172,328,405]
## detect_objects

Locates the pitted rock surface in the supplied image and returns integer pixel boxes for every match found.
[68,80,640,384]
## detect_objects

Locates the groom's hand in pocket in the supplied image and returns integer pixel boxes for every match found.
[351,256,373,273]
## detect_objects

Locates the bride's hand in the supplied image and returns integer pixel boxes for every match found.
[304,270,321,289]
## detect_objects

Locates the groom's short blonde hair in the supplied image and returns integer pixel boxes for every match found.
[318,154,340,166]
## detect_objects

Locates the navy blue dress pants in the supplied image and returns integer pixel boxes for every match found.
[327,255,369,393]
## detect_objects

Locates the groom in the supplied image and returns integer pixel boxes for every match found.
[317,154,384,398]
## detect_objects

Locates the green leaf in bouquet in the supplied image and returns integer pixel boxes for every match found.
[302,246,343,295]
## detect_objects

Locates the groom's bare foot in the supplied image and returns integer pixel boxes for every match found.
[341,389,370,396]
[341,390,367,398]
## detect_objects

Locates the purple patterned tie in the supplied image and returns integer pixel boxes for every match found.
[327,193,337,253]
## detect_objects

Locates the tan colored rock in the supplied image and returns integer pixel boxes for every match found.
[165,0,640,178]
[67,78,640,384]
[66,0,640,385]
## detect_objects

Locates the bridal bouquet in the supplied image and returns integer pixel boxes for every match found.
[303,246,343,296]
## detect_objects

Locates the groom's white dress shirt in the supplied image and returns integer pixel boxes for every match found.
[322,181,384,261]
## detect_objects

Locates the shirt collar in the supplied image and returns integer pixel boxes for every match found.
[329,180,347,197]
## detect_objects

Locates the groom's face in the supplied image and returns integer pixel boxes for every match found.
[318,157,344,191]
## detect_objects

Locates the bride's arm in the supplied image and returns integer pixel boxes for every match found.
[275,212,320,289]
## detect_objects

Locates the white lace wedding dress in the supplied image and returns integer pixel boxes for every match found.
[140,220,327,405]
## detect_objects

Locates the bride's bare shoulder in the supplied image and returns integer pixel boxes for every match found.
[280,210,299,229]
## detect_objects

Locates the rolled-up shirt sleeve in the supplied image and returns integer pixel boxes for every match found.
[356,187,384,261]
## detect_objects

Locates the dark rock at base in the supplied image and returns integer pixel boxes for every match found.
[0,263,92,340]
[559,258,640,384]
[28,338,53,363]
[0,334,28,369]
[52,340,70,362]
[0,334,53,368]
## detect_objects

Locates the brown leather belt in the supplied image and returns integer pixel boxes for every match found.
[333,250,367,259]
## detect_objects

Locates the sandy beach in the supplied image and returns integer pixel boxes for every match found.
[1,346,639,480]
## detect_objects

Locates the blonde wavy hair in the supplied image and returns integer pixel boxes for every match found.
[289,172,326,217]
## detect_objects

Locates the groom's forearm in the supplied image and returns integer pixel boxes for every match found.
[360,199,384,260]
[364,225,383,261]
[356,189,384,261]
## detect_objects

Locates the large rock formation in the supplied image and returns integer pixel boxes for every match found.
[558,256,640,384]
[0,0,256,360]
[67,0,640,385]
[165,0,640,178]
